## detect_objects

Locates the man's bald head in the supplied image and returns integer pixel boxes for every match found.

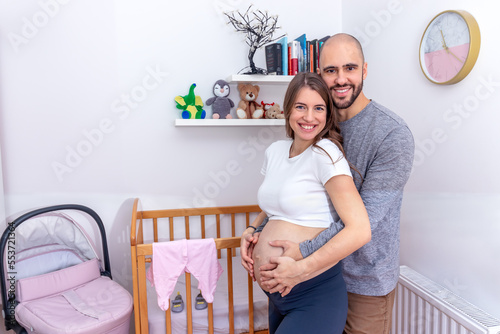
[321,33,365,63]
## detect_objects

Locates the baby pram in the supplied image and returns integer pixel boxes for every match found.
[0,204,133,334]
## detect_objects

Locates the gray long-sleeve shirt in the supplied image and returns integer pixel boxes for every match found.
[257,100,415,296]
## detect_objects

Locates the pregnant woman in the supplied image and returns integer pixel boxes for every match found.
[241,72,371,334]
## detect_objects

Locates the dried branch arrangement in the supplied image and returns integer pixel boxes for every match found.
[224,5,285,74]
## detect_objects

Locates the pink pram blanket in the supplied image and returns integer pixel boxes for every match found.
[15,259,133,334]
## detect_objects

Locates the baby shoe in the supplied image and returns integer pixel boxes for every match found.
[171,292,184,313]
[195,291,208,310]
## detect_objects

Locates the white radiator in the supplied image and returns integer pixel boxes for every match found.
[391,266,500,334]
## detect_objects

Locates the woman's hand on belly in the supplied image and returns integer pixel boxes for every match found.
[251,220,324,292]
[252,240,281,291]
[241,231,260,280]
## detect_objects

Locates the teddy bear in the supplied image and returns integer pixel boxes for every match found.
[236,83,264,119]
[260,101,274,115]
[264,102,285,119]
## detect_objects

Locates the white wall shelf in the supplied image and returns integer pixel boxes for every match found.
[227,74,294,84]
[174,75,290,127]
[175,119,285,127]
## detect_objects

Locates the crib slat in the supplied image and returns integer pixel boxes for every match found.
[186,273,193,334]
[130,241,141,334]
[231,214,236,257]
[248,275,255,334]
[227,253,235,334]
[231,213,236,237]
[130,199,143,334]
[165,309,172,334]
[137,255,150,334]
[185,216,190,239]
[153,218,158,243]
[169,217,174,241]
[130,200,140,246]
[201,215,206,239]
[208,303,214,334]
[137,218,144,244]
[216,214,221,259]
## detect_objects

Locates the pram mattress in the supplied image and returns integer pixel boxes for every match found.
[15,260,133,334]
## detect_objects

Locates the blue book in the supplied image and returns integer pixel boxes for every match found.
[318,35,330,51]
[277,36,288,76]
[295,34,307,72]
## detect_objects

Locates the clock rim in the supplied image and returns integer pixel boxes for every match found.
[419,9,481,85]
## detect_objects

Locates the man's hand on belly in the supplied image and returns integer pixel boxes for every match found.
[267,240,303,261]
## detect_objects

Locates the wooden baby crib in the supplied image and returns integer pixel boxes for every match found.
[130,198,269,334]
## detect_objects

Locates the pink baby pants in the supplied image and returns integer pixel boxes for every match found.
[147,238,223,311]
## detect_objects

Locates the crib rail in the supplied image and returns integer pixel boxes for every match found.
[130,198,267,334]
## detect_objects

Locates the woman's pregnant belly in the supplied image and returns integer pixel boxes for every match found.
[251,220,325,291]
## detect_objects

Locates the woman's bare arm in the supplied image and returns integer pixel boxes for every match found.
[259,175,371,295]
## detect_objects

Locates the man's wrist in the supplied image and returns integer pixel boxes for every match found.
[298,240,311,259]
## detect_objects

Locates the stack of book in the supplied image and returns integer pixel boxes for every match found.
[265,34,331,76]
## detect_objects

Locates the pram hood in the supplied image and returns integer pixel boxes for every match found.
[7,210,102,280]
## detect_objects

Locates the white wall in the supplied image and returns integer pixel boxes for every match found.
[0,0,343,325]
[1,0,499,329]
[0,146,5,230]
[343,0,500,320]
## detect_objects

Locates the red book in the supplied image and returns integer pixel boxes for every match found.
[288,45,292,75]
[290,58,298,75]
[288,41,300,75]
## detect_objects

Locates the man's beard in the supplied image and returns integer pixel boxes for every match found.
[331,80,363,110]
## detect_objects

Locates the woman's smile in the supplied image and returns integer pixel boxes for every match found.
[290,87,327,150]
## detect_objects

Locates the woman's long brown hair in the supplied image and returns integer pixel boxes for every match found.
[283,72,362,181]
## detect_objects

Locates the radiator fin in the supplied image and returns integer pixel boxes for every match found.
[392,266,500,334]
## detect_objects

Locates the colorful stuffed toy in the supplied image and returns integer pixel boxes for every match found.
[261,101,274,118]
[175,83,206,119]
[260,101,273,114]
[264,102,285,119]
[236,83,263,119]
[205,79,234,119]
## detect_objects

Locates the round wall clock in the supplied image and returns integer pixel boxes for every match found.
[419,10,481,85]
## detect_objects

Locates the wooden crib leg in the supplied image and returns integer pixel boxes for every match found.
[186,273,193,334]
[208,303,214,334]
[248,274,255,334]
[165,309,172,334]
